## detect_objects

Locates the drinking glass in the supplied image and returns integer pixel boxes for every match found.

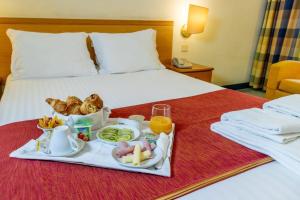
[149,104,172,134]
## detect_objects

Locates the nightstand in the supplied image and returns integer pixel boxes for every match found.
[0,78,3,98]
[167,64,214,82]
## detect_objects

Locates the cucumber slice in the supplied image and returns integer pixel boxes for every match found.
[117,134,132,142]
[99,127,134,142]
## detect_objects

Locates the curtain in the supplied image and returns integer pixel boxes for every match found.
[250,0,300,89]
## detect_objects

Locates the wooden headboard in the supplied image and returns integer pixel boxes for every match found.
[0,18,173,80]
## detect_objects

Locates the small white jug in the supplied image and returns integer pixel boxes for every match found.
[49,125,79,155]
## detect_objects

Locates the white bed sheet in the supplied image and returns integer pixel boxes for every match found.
[0,69,221,125]
[1,69,300,200]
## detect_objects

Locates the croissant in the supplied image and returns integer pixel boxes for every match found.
[46,98,67,114]
[66,103,81,115]
[84,94,103,109]
[66,96,82,107]
[80,101,98,115]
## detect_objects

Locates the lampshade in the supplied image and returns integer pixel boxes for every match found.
[186,5,209,34]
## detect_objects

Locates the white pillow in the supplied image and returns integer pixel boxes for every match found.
[90,29,163,74]
[7,29,97,80]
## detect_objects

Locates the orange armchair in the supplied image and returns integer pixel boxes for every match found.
[266,60,300,99]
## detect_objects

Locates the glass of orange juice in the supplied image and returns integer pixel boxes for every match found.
[149,104,172,135]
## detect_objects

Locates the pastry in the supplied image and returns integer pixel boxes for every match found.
[46,93,103,116]
[66,103,81,115]
[80,101,98,115]
[45,98,67,114]
[84,94,103,109]
[66,96,82,107]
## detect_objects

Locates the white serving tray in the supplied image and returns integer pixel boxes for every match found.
[10,118,175,177]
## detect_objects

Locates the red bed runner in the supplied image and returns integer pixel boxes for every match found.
[0,89,272,199]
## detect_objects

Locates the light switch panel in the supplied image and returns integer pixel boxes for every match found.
[181,44,189,52]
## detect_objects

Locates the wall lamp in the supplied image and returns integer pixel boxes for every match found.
[181,4,209,38]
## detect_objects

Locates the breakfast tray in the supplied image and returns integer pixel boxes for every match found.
[10,119,175,177]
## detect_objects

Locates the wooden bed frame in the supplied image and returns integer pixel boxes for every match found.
[0,18,173,81]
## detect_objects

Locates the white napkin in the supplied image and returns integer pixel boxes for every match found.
[155,133,170,169]
[157,133,170,158]
[221,108,300,135]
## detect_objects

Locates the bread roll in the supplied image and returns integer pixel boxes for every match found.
[66,96,82,107]
[80,101,98,115]
[45,98,67,114]
[46,94,103,115]
[66,103,81,115]
[84,94,103,109]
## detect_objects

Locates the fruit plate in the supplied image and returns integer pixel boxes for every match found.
[111,141,163,169]
[96,124,141,146]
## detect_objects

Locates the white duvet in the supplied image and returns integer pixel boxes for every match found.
[1,69,300,200]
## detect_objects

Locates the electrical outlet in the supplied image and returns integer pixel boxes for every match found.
[181,44,189,52]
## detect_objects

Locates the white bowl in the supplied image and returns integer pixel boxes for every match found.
[96,124,141,146]
[37,125,54,134]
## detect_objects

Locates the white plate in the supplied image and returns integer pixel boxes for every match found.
[112,141,163,169]
[96,124,141,146]
[43,139,86,157]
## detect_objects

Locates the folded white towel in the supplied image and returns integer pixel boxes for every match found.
[211,122,300,175]
[263,94,300,118]
[221,108,300,135]
[222,121,300,143]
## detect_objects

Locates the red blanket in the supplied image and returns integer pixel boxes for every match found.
[0,90,271,199]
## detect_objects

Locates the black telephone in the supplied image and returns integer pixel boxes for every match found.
[172,58,192,68]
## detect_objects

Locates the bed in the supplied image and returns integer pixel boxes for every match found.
[1,18,300,200]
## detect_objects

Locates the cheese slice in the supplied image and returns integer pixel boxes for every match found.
[121,150,151,163]
[132,144,141,166]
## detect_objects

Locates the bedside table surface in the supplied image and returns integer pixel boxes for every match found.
[0,77,3,98]
[166,64,214,73]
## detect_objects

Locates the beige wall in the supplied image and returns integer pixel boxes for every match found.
[0,0,266,85]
